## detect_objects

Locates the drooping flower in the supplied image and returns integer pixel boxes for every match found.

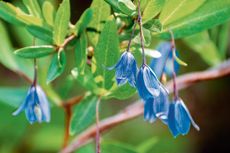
[108,51,138,87]
[168,98,200,137]
[136,64,170,123]
[13,85,50,124]
[136,64,161,100]
[150,42,179,78]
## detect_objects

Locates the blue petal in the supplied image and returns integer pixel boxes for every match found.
[154,85,169,123]
[36,86,51,122]
[144,98,156,123]
[174,99,191,135]
[168,103,180,137]
[177,99,200,131]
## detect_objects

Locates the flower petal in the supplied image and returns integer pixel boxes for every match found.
[144,98,156,123]
[168,103,180,137]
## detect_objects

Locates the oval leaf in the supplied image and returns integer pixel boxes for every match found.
[14,45,55,58]
[26,25,53,43]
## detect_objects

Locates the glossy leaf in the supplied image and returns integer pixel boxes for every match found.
[183,31,221,65]
[26,25,53,43]
[14,45,55,58]
[94,19,120,90]
[53,0,70,45]
[22,0,42,17]
[158,0,230,39]
[0,87,27,108]
[159,0,206,25]
[142,0,165,24]
[75,32,87,74]
[42,0,55,26]
[70,94,98,135]
[143,19,162,32]
[47,51,66,83]
[88,0,110,46]
[75,8,93,35]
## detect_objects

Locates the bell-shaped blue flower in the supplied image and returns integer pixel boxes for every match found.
[168,98,200,137]
[108,51,138,87]
[144,97,156,123]
[13,85,50,124]
[150,42,179,78]
[136,64,161,100]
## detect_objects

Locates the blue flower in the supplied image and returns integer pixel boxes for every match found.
[136,64,169,123]
[150,42,179,78]
[168,98,200,137]
[108,51,138,87]
[13,85,50,124]
[136,64,161,100]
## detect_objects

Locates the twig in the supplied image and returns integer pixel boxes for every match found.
[95,98,101,153]
[61,59,230,153]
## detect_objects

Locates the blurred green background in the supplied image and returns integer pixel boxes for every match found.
[0,0,230,153]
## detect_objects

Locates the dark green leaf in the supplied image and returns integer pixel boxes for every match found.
[53,0,70,45]
[70,94,98,135]
[0,87,27,108]
[26,25,53,43]
[118,0,137,16]
[14,45,55,58]
[134,28,152,47]
[75,8,93,35]
[158,0,230,39]
[75,32,87,74]
[94,19,120,90]
[88,0,110,46]
[47,51,66,83]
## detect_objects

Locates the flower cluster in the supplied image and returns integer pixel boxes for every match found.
[109,43,199,137]
[13,85,50,124]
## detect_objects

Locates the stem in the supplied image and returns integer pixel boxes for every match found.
[63,106,72,148]
[95,98,101,153]
[127,21,137,52]
[32,38,38,86]
[137,0,146,64]
[169,30,179,100]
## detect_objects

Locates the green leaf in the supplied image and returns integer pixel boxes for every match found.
[22,0,42,17]
[47,51,66,83]
[118,0,137,16]
[158,0,230,39]
[133,28,152,47]
[159,0,206,25]
[143,19,162,32]
[136,137,158,153]
[94,19,120,90]
[14,45,55,58]
[75,8,93,35]
[75,32,87,74]
[102,141,139,153]
[183,31,221,65]
[0,1,42,26]
[88,0,110,46]
[104,84,136,100]
[142,0,165,24]
[42,0,55,26]
[0,87,27,108]
[0,21,33,78]
[53,0,70,45]
[71,67,99,94]
[26,25,53,43]
[70,94,98,135]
